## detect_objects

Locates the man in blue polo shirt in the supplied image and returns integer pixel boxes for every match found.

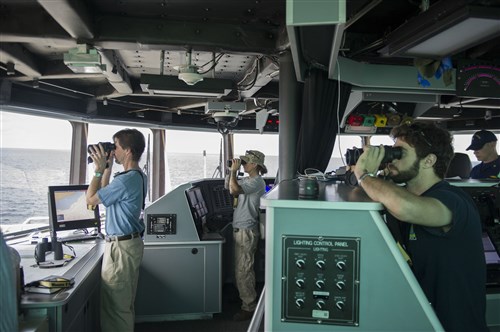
[467,129,500,179]
[86,128,147,332]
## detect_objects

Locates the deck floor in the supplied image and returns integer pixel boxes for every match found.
[135,283,264,332]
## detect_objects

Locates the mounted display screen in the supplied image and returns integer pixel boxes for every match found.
[186,186,208,237]
[48,185,101,233]
[456,60,500,98]
[186,187,208,220]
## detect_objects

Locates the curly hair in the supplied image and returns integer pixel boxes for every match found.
[390,122,454,179]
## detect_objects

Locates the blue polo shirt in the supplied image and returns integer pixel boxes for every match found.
[98,170,146,236]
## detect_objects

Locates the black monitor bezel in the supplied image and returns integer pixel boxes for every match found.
[48,184,100,234]
[186,186,208,219]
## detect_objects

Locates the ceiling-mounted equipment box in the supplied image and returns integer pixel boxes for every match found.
[286,0,346,81]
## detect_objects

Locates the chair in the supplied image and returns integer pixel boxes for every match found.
[446,153,472,179]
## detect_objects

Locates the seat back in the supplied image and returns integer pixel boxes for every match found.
[446,153,472,179]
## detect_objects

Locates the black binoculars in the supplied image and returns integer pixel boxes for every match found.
[35,237,63,263]
[226,159,246,168]
[345,145,402,166]
[87,142,116,164]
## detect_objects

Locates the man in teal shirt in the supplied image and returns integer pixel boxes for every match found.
[86,128,147,332]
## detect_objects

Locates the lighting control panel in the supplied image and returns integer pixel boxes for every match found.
[282,235,360,326]
[147,214,177,236]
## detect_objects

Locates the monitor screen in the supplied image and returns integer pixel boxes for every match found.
[483,232,500,265]
[48,185,100,234]
[186,187,208,220]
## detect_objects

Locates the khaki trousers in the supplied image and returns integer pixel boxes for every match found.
[234,228,259,312]
[101,237,144,332]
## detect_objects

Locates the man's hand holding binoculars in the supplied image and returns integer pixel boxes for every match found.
[89,143,114,173]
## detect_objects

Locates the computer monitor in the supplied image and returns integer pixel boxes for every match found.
[483,231,500,265]
[186,186,208,237]
[48,185,101,235]
[186,187,208,220]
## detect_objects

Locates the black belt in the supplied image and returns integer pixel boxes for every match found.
[105,232,140,242]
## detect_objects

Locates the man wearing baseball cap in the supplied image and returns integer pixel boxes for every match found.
[226,150,267,321]
[467,130,500,179]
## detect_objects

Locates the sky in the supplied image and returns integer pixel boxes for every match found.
[0,110,489,161]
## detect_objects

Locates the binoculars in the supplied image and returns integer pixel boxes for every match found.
[226,159,247,168]
[87,142,116,164]
[35,237,63,263]
[345,146,402,166]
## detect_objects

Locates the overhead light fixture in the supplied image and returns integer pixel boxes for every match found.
[380,5,500,58]
[140,74,233,98]
[175,50,204,85]
[64,44,105,74]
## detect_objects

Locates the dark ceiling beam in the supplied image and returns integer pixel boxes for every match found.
[0,35,76,48]
[98,50,133,94]
[8,61,98,81]
[114,95,208,112]
[94,15,280,55]
[11,73,102,81]
[37,0,94,40]
[0,11,73,42]
[0,44,41,78]
[162,99,207,111]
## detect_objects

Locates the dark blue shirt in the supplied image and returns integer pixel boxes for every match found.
[470,157,500,179]
[394,181,488,332]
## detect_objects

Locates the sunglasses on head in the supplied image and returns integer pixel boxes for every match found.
[409,124,432,147]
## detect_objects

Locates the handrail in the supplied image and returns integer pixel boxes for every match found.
[2,225,50,242]
[247,285,265,332]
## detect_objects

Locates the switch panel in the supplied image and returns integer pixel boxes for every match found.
[147,214,177,236]
[282,235,360,326]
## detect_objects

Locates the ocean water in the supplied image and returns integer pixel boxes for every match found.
[1,148,342,225]
[1,149,72,224]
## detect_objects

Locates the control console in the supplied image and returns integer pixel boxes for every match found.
[282,235,360,326]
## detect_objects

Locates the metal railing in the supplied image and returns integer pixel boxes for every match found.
[247,285,265,332]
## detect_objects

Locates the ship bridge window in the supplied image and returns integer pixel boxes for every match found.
[0,111,72,227]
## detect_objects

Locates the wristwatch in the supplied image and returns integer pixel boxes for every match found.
[94,171,103,178]
[358,172,376,183]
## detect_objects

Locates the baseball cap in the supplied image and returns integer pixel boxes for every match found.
[240,150,267,173]
[466,130,498,151]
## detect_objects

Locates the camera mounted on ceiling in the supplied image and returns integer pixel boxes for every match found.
[205,101,246,134]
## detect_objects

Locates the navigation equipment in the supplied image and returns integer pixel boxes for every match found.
[48,185,101,236]
[186,186,208,236]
